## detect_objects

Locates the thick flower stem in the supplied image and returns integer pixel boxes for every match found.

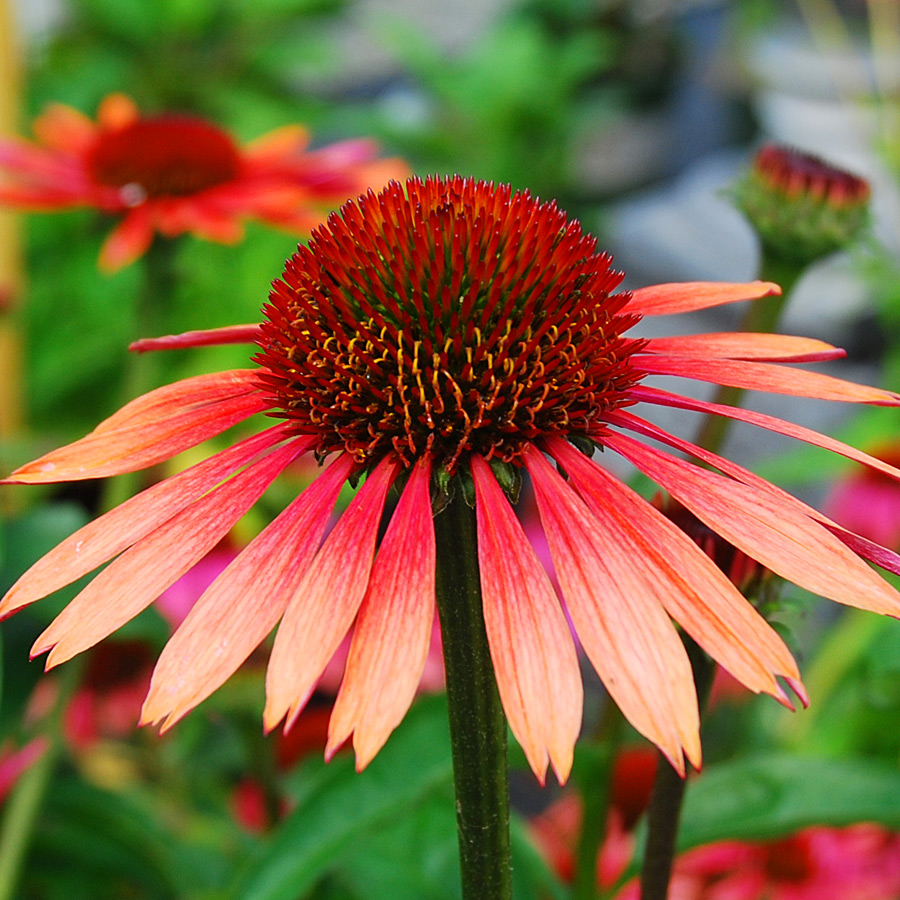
[639,646,715,900]
[434,483,512,900]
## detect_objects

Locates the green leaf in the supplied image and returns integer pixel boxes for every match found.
[230,695,454,900]
[679,755,900,848]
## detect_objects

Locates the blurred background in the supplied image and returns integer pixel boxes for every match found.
[2,1,900,898]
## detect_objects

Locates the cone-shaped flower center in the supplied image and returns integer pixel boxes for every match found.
[256,176,646,473]
[87,116,241,199]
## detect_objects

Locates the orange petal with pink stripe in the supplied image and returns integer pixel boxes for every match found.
[471,455,582,784]
[130,324,262,354]
[264,456,399,732]
[0,426,290,618]
[642,332,844,363]
[523,444,700,775]
[546,437,800,696]
[627,281,780,316]
[99,206,155,272]
[606,431,900,617]
[6,371,265,484]
[143,453,354,730]
[33,441,302,669]
[327,456,436,769]
[639,356,900,405]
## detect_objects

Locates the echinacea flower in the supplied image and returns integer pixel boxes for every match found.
[732,143,871,263]
[614,825,900,900]
[6,176,900,785]
[0,93,407,271]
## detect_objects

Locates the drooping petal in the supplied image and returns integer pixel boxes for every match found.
[96,94,139,131]
[242,124,311,162]
[6,371,265,484]
[264,456,399,732]
[470,454,583,784]
[523,444,700,774]
[641,333,845,363]
[0,426,292,618]
[626,281,780,316]
[638,355,900,406]
[327,456,436,770]
[630,385,900,484]
[130,324,262,354]
[545,437,800,697]
[142,453,354,730]
[605,431,900,617]
[33,441,304,668]
[99,206,155,272]
[609,408,900,578]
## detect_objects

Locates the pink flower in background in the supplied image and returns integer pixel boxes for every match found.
[0,93,408,271]
[825,446,900,550]
[615,826,900,900]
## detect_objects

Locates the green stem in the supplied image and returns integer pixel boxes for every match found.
[434,482,512,900]
[0,661,81,900]
[641,251,806,900]
[639,648,716,900]
[692,255,802,456]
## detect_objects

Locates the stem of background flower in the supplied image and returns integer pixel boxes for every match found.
[101,237,180,512]
[640,251,806,900]
[638,644,716,900]
[434,481,512,900]
[0,660,82,900]
[691,256,801,456]
[571,703,624,900]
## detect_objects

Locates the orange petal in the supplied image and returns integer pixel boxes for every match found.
[639,355,900,406]
[642,333,844,363]
[627,281,780,316]
[6,371,264,484]
[243,124,311,161]
[327,456,436,770]
[264,456,398,732]
[142,453,354,729]
[32,103,98,154]
[99,207,155,272]
[0,426,290,618]
[631,385,900,484]
[606,431,900,617]
[33,441,302,668]
[471,455,583,785]
[97,94,139,131]
[130,324,261,353]
[523,445,700,774]
[546,437,800,696]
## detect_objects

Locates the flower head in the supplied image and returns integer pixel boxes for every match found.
[6,176,900,785]
[733,143,871,263]
[0,93,407,271]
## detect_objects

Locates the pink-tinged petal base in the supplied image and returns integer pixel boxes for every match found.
[264,456,398,733]
[33,441,303,668]
[471,455,583,785]
[626,281,780,316]
[545,437,800,698]
[327,456,437,770]
[642,332,845,363]
[0,426,289,618]
[6,370,264,484]
[523,445,700,774]
[130,324,261,354]
[605,429,900,617]
[142,453,354,730]
[639,355,900,406]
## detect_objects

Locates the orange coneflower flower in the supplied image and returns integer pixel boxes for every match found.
[0,93,406,271]
[5,176,900,784]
